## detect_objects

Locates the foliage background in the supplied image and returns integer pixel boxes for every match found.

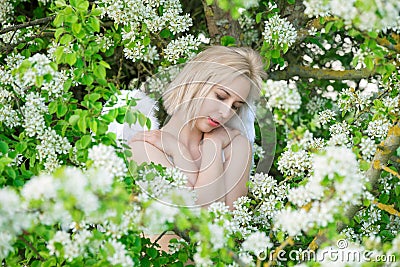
[0,0,399,266]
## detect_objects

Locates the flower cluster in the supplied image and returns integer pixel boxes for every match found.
[328,121,352,147]
[263,80,302,115]
[359,137,377,161]
[139,64,182,96]
[163,34,201,64]
[277,149,312,177]
[262,14,297,48]
[95,0,197,64]
[303,0,400,32]
[275,146,365,236]
[238,12,259,46]
[0,1,13,25]
[317,109,336,125]
[337,88,372,113]
[88,144,127,180]
[366,119,391,140]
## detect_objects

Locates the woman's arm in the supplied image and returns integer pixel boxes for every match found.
[129,131,198,187]
[193,128,251,209]
[222,135,252,209]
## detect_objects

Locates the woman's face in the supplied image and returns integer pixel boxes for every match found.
[194,75,251,132]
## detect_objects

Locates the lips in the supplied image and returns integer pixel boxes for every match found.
[208,117,220,127]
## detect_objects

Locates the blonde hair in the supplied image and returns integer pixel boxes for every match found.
[162,46,265,142]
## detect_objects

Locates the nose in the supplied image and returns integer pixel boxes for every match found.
[219,102,233,119]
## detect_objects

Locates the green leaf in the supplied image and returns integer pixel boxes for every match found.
[143,36,151,46]
[287,0,295,3]
[325,21,334,33]
[160,28,171,38]
[93,64,106,79]
[77,0,89,11]
[99,60,111,69]
[282,43,289,54]
[88,93,101,102]
[5,166,16,179]
[0,141,9,154]
[48,101,58,114]
[16,142,27,153]
[65,53,77,66]
[82,74,94,85]
[87,17,100,32]
[359,160,370,171]
[271,49,280,58]
[220,35,236,46]
[53,14,64,27]
[80,135,92,149]
[256,12,262,24]
[72,23,82,35]
[138,113,147,127]
[77,117,87,133]
[124,110,137,126]
[54,46,65,63]
[368,31,378,38]
[57,103,68,118]
[365,57,374,70]
[145,118,152,130]
[55,28,65,41]
[60,34,73,45]
[69,114,80,125]
[146,247,158,259]
[395,185,400,196]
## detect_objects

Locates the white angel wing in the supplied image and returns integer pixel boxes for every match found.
[103,89,159,144]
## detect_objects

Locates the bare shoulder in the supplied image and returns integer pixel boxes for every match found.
[231,134,251,147]
[129,140,174,167]
[224,134,251,162]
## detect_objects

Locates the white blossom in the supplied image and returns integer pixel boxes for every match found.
[241,231,273,255]
[263,80,301,114]
[359,137,377,160]
[366,119,391,140]
[277,149,312,177]
[163,34,201,64]
[262,14,297,48]
[318,109,336,125]
[88,144,127,180]
[106,239,133,267]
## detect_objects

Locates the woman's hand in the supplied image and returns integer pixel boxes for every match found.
[129,130,179,157]
[203,127,242,149]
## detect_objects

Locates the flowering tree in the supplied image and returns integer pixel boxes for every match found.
[0,0,399,266]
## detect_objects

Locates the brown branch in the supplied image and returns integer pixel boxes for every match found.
[268,65,375,80]
[201,0,242,45]
[0,16,55,34]
[340,122,400,230]
[18,233,45,261]
[0,32,54,54]
[377,33,400,53]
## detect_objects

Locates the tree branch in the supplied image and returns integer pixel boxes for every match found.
[0,16,55,34]
[0,32,54,54]
[200,0,242,45]
[268,65,375,80]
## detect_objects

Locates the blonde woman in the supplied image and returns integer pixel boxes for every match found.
[129,46,265,250]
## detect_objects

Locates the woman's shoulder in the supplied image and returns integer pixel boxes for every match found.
[129,138,174,167]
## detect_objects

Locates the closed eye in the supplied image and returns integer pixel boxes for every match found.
[215,93,241,111]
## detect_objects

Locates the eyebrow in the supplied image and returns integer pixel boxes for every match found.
[218,88,245,104]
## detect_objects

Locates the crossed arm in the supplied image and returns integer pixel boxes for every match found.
[129,130,252,209]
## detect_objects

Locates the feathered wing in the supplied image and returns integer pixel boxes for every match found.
[103,90,159,144]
